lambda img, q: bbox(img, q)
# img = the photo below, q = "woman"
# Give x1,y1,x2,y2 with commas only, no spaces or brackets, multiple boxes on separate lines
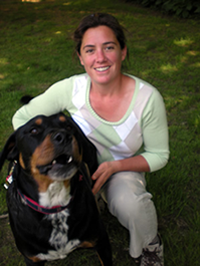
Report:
12,13,169,266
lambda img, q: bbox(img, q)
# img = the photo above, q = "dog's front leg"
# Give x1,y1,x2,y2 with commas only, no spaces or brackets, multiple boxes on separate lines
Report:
95,232,113,266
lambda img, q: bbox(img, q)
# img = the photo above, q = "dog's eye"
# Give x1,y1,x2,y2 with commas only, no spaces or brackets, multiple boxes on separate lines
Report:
30,128,38,135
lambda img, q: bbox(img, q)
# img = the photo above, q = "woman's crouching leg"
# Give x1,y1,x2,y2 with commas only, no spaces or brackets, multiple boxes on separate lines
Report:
101,171,158,258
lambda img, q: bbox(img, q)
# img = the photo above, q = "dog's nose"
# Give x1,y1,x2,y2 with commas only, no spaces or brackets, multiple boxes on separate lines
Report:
53,132,64,143
52,131,71,144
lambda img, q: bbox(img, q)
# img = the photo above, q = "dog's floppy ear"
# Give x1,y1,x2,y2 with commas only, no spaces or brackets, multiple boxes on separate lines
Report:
0,132,18,171
69,117,98,176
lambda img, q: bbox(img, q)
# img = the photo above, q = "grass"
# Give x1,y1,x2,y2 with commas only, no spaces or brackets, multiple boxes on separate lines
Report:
0,0,200,265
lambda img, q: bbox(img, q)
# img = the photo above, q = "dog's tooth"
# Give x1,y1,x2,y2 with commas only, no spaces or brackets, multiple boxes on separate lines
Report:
67,156,72,163
52,160,57,165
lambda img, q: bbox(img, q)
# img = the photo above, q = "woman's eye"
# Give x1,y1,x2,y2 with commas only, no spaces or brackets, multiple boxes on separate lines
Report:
105,46,114,51
86,49,94,54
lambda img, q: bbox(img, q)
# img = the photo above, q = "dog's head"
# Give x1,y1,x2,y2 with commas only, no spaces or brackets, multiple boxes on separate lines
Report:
0,113,92,191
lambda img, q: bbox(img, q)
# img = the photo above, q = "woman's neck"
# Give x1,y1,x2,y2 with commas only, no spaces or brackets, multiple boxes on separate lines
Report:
90,73,124,97
89,74,136,122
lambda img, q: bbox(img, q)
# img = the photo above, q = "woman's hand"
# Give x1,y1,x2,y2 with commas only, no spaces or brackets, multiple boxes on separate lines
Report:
91,155,150,195
91,161,119,195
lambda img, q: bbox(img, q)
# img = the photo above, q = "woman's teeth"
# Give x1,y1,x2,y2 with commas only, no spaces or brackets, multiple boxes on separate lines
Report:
95,66,110,72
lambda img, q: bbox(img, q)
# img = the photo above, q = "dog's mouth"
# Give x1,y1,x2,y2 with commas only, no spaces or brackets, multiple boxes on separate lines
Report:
51,154,73,166
36,153,78,178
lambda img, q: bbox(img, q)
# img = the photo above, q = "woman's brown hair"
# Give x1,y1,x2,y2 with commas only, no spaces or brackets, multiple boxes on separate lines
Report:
73,13,127,55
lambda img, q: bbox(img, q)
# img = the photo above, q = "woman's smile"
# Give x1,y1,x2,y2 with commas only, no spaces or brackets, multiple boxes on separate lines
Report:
94,66,111,72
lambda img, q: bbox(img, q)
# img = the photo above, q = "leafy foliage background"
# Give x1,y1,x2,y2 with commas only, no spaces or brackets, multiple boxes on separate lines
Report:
125,0,200,18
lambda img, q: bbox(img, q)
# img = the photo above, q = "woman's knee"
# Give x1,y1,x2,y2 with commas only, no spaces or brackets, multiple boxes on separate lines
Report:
109,188,149,217
108,190,156,231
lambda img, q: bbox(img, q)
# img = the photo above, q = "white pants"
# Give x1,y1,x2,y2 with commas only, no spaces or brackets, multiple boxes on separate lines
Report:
100,171,158,258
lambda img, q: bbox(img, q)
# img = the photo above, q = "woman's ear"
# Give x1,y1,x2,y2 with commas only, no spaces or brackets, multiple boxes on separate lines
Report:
121,46,127,61
77,52,84,66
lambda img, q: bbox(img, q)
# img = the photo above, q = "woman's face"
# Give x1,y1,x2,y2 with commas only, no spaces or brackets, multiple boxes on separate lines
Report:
78,25,127,87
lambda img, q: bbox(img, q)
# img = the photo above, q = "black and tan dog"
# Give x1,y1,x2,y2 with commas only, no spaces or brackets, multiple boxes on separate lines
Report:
0,113,112,266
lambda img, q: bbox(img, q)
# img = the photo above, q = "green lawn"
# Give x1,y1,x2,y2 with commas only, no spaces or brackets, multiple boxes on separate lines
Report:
0,0,200,265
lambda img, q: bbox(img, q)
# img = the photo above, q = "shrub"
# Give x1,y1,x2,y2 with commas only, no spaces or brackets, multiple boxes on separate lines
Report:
126,0,200,18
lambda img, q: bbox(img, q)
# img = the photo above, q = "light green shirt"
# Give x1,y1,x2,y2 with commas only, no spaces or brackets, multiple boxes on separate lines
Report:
12,73,169,172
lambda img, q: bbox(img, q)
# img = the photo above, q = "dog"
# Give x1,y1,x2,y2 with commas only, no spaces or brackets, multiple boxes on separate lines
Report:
0,112,112,266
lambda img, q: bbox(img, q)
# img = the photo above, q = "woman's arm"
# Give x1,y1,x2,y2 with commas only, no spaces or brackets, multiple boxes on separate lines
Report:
92,88,169,194
12,78,73,130
139,88,169,172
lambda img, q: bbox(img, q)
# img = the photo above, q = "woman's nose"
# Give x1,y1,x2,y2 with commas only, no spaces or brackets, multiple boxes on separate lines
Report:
96,49,106,62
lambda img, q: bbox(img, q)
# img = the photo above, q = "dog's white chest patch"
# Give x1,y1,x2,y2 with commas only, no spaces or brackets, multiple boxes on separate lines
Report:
37,211,80,261
36,182,80,261
39,181,71,208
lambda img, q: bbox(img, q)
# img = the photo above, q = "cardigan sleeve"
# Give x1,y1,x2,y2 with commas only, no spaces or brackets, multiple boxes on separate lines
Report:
140,89,170,172
12,77,73,130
